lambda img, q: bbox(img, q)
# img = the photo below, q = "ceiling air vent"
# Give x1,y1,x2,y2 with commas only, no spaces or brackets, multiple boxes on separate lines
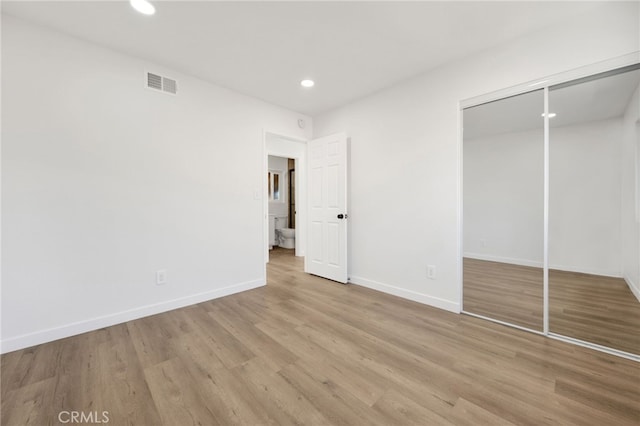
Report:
146,72,177,95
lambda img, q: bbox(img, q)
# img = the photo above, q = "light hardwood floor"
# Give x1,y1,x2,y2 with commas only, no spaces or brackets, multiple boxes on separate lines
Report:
549,269,640,355
2,249,639,425
463,258,544,331
463,257,640,355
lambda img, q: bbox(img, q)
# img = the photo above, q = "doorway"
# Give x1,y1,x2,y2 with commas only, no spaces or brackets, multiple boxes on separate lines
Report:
264,132,307,266
268,154,296,257
264,131,350,284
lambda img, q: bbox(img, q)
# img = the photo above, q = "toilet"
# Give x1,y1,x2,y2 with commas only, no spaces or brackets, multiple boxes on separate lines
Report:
276,228,295,249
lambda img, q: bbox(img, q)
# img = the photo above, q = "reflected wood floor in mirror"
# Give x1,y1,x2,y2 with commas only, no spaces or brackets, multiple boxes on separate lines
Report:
463,258,544,331
464,258,640,355
2,251,639,425
550,270,640,355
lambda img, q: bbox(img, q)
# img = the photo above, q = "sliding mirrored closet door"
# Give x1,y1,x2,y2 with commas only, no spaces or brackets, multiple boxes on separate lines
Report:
463,62,640,359
463,90,545,332
548,66,640,355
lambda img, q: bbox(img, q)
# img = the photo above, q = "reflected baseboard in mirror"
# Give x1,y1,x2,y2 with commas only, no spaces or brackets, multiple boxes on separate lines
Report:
463,258,543,332
549,271,640,355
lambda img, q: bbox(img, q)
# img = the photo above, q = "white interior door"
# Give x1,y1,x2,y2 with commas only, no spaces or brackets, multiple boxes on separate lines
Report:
305,133,348,283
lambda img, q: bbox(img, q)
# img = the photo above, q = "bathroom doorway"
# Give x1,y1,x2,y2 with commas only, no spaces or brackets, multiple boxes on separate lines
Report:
268,154,296,253
264,132,307,265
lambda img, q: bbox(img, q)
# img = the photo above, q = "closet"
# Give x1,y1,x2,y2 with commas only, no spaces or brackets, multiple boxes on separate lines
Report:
462,62,640,360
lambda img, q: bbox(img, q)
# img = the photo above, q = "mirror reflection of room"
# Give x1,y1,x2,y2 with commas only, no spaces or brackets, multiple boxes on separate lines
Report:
463,89,545,332
548,67,640,355
463,64,640,357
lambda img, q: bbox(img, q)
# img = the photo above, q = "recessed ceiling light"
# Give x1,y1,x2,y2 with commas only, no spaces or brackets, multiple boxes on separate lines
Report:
130,0,155,15
300,79,315,88
541,112,557,118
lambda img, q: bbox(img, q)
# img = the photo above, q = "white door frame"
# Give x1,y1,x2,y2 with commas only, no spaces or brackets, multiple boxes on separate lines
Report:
263,131,307,264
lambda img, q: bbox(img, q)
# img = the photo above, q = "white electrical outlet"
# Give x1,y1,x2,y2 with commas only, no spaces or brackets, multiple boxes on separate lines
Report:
427,265,436,280
481,239,487,247
156,270,167,285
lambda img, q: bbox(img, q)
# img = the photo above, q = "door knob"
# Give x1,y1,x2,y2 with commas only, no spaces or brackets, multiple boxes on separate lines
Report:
337,214,348,219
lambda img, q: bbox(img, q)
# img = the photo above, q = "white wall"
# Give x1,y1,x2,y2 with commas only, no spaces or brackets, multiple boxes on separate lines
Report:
313,3,639,312
622,84,640,300
549,118,623,276
1,15,312,353
463,127,544,267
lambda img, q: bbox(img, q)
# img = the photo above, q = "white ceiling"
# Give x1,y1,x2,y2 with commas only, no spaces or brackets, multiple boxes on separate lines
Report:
2,1,608,116
464,68,640,140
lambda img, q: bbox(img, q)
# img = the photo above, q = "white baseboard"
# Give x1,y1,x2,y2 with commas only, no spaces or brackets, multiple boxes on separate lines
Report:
624,274,640,302
550,264,621,278
463,252,622,278
1,278,265,354
464,252,542,268
349,275,460,314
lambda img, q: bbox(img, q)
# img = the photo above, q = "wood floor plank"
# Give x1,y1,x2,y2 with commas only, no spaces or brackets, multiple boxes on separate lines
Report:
549,269,640,354
554,377,640,422
178,305,256,369
231,357,330,425
1,376,64,426
93,340,163,426
182,360,270,426
0,340,64,397
143,357,225,426
293,320,461,409
372,388,457,426
205,295,268,325
126,315,181,369
463,257,544,331
255,314,389,406
450,398,518,426
170,330,227,372
208,302,299,372
277,362,385,425
551,391,640,426
160,338,269,426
